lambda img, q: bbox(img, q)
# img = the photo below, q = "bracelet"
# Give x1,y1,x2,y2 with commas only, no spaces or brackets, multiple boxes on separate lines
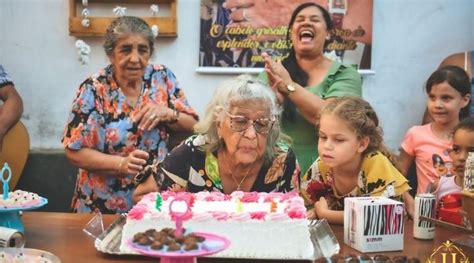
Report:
118,157,126,174
168,109,179,124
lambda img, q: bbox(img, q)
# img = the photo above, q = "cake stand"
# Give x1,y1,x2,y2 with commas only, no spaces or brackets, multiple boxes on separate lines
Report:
127,232,230,263
0,197,48,233
128,194,230,263
1,162,48,232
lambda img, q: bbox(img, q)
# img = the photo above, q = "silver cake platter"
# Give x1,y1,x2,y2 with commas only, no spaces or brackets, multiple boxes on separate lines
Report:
94,214,340,260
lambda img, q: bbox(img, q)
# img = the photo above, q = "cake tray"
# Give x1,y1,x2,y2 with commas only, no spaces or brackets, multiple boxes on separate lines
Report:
94,215,340,260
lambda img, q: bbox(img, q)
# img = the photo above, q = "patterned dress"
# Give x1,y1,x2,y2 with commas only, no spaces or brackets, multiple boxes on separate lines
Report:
0,65,14,88
62,64,198,213
153,135,301,193
301,151,411,210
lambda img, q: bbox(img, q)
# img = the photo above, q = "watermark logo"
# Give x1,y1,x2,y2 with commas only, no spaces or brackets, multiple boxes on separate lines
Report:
426,240,470,263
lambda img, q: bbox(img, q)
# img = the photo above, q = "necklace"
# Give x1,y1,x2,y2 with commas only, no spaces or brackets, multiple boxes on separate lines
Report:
221,153,252,191
230,166,252,191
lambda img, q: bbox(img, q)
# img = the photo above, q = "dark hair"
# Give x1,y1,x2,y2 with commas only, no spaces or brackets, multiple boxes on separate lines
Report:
454,117,474,134
103,16,155,57
282,3,333,122
425,65,471,119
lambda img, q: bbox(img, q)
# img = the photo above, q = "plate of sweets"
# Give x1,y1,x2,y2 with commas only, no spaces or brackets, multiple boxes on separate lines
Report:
127,194,230,263
0,163,48,232
0,190,47,211
128,228,229,259
0,248,61,263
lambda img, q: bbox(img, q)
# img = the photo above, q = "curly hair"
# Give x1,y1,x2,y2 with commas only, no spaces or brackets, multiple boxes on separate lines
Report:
103,16,155,56
194,74,286,162
318,96,396,163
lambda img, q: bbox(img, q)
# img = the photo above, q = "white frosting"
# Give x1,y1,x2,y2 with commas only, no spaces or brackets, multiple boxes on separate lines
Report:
120,192,314,259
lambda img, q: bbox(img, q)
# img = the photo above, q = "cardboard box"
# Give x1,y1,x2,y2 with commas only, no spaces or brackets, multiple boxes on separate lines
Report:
344,197,404,253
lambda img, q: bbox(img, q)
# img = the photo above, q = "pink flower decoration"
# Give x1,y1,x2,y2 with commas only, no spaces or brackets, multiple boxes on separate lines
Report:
205,192,228,201
161,191,177,201
286,206,306,219
280,191,299,202
128,203,147,220
241,192,259,203
250,211,267,220
263,192,283,202
230,191,244,199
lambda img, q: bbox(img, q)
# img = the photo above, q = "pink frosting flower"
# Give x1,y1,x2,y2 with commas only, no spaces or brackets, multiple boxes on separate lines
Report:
144,193,157,202
263,192,283,203
161,191,177,201
204,192,228,201
127,203,148,220
250,211,267,220
280,191,299,202
286,206,306,219
240,192,259,203
230,191,244,199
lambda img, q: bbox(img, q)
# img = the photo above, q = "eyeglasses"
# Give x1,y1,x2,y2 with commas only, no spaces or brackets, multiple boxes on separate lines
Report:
227,112,275,135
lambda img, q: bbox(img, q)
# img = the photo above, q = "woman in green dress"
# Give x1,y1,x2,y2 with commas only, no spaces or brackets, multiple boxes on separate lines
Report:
260,2,362,172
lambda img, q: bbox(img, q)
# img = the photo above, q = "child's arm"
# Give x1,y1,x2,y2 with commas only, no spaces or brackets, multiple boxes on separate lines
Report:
403,191,415,220
397,149,414,176
314,197,344,224
427,179,440,193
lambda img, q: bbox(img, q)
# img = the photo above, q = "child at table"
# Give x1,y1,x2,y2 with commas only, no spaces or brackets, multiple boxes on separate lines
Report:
398,66,471,194
301,97,414,224
432,118,474,199
431,118,474,226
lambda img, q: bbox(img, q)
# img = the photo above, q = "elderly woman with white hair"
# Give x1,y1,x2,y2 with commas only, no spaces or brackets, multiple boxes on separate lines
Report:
133,75,300,201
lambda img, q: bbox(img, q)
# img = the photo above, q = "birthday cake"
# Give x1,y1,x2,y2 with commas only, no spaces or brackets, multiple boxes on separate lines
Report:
120,191,314,259
0,190,43,209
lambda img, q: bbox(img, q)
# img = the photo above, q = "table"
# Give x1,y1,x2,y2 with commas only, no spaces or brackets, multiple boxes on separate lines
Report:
20,212,473,262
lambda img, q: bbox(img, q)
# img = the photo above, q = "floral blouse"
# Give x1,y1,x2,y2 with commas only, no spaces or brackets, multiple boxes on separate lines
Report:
301,151,411,210
154,135,301,193
0,65,14,88
62,64,198,214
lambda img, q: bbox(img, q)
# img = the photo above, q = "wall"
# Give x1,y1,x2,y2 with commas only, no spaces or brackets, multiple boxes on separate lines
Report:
1,0,473,151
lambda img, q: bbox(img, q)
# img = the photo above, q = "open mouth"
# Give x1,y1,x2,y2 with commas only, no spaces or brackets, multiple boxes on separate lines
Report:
299,30,314,42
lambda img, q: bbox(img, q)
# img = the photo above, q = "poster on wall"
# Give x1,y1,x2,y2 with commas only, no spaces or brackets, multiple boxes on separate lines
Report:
198,0,373,74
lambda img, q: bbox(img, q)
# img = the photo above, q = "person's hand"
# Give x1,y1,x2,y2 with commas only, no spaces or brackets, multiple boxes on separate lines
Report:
306,208,317,219
119,149,149,177
223,0,304,41
314,196,329,218
403,192,415,221
262,52,292,103
133,103,176,131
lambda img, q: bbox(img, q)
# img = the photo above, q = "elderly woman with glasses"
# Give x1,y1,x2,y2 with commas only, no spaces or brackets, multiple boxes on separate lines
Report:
133,75,300,201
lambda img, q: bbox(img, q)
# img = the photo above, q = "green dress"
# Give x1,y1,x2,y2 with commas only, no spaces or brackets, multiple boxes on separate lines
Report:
259,61,362,173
